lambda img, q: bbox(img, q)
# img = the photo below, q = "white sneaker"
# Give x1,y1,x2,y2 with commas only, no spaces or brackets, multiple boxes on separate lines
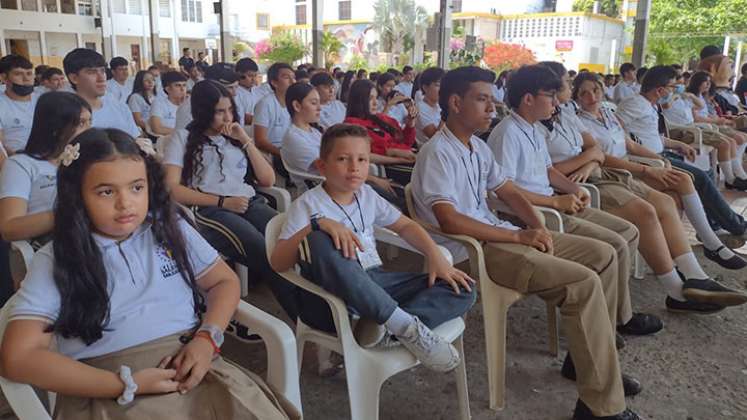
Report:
396,317,460,372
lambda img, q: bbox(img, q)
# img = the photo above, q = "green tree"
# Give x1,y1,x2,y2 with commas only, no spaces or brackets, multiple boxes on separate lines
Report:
260,32,308,64
372,0,429,63
572,0,621,17
320,31,344,68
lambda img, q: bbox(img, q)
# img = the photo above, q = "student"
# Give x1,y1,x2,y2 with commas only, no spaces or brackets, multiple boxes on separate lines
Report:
185,62,204,93
410,66,641,420
271,123,476,370
612,62,638,104
37,67,66,93
736,62,747,107
253,62,295,175
147,64,163,93
698,54,747,125
339,70,355,104
196,51,207,66
603,74,615,100
235,57,261,125
310,72,346,130
0,127,297,420
493,70,509,104
395,65,415,98
127,70,157,133
617,65,747,235
174,64,243,131
415,67,445,146
106,57,132,104
63,48,139,138
489,63,662,338
356,68,368,81
281,82,323,189
163,80,300,341
294,69,310,85
178,47,194,73
150,71,188,136
0,54,39,153
375,72,409,127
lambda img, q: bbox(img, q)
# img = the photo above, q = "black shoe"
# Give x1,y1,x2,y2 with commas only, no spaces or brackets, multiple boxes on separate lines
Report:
703,246,747,269
616,332,626,350
681,278,747,306
573,399,642,420
617,313,664,336
226,320,262,343
725,178,747,191
665,296,725,314
561,354,642,397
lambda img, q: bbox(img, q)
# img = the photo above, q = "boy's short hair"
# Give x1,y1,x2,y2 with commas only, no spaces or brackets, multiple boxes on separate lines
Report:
504,64,562,110
700,45,721,60
235,57,258,73
635,67,649,82
0,54,33,75
147,65,159,71
320,123,370,159
295,69,309,81
402,65,414,74
204,63,238,84
41,67,64,81
63,48,106,77
310,71,334,87
640,65,676,93
419,67,445,87
109,56,128,70
35,65,49,76
741,62,747,76
619,62,635,75
182,47,190,53
439,66,496,120
161,70,187,89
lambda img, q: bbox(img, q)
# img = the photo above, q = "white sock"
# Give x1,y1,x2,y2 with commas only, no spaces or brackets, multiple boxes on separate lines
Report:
657,269,685,300
681,193,734,260
720,161,736,183
733,158,747,179
384,307,415,336
674,252,709,280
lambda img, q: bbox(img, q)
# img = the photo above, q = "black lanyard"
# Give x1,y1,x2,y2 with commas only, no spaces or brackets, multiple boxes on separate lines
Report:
554,119,579,150
331,193,365,233
512,115,540,152
460,152,481,208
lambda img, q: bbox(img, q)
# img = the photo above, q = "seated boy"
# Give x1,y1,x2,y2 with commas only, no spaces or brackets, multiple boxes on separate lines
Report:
311,72,346,130
0,54,39,153
410,66,641,420
270,123,476,372
149,71,187,136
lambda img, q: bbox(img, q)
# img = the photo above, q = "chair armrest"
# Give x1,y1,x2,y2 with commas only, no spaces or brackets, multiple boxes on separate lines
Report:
374,227,453,265
256,186,291,212
232,301,301,414
534,206,564,232
0,378,52,420
578,183,600,209
10,241,35,271
629,155,666,168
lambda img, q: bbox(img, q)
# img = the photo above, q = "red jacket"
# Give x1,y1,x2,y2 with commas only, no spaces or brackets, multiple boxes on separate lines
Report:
344,114,415,155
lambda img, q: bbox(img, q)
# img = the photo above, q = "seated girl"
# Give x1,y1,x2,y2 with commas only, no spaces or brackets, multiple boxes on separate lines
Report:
0,128,298,419
281,82,324,190
127,70,157,135
415,67,445,146
375,72,409,127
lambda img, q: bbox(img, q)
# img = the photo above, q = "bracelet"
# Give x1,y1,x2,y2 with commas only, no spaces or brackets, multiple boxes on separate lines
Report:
195,331,221,355
217,196,225,208
241,140,254,151
116,365,138,405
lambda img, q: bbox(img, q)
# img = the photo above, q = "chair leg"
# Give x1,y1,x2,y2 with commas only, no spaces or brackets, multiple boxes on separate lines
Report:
453,336,471,420
547,303,560,357
296,334,308,374
344,357,383,420
235,263,249,297
482,297,508,411
633,252,645,280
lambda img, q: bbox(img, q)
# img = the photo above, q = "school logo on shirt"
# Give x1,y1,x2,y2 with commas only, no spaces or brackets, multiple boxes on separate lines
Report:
156,246,180,278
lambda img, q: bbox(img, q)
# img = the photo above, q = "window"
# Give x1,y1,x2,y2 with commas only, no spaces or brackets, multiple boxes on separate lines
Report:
21,0,37,11
181,0,202,22
0,0,17,9
128,0,141,14
452,0,462,12
85,42,97,51
78,0,93,15
42,0,57,11
295,4,306,24
60,0,75,13
257,13,270,30
159,0,170,16
338,0,350,20
112,0,125,13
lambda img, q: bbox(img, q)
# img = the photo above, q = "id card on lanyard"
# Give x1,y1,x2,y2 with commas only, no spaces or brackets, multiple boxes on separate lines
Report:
331,194,383,270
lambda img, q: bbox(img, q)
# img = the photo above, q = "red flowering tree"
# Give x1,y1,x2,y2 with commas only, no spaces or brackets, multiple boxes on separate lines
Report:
483,42,536,72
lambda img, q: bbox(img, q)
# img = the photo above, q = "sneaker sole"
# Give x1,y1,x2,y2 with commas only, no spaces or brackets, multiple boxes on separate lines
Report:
682,289,747,307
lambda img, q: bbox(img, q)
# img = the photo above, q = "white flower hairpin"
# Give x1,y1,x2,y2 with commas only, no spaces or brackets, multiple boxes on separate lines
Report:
135,138,157,157
60,143,80,167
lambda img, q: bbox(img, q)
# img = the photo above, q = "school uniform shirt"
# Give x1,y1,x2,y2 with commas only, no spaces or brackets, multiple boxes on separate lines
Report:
395,81,413,98
253,94,291,148
106,78,134,104
0,84,5,93
492,85,505,103
10,218,219,360
616,94,664,154
415,99,441,145
662,96,695,126
376,98,408,128
319,100,346,129
0,92,39,153
604,85,615,101
33,86,49,95
538,107,585,165
175,99,192,130
694,94,712,119
411,126,518,262
487,111,554,197
127,93,153,122
0,154,56,214
149,95,179,130
578,107,628,159
163,129,255,199
280,124,322,185
278,184,402,253
612,81,640,104
92,94,140,138
235,86,256,121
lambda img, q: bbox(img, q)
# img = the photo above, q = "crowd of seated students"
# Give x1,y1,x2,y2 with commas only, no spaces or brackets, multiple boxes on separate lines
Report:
0,44,747,420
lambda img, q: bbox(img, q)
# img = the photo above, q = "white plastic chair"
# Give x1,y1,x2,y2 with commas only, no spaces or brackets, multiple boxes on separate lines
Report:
0,296,302,419
665,120,717,175
403,185,558,411
264,214,471,420
8,241,34,289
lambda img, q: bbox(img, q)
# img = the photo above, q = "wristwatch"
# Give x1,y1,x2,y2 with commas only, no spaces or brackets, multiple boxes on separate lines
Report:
196,324,224,348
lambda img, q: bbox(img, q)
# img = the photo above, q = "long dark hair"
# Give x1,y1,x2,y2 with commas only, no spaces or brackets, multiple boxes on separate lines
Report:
23,92,91,160
128,70,156,105
183,80,244,187
346,79,398,137
50,128,203,344
687,71,711,96
340,70,355,103
375,72,396,98
286,82,324,134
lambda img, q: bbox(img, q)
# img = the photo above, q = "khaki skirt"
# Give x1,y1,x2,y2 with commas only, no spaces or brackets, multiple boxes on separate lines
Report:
54,333,300,420
589,167,654,210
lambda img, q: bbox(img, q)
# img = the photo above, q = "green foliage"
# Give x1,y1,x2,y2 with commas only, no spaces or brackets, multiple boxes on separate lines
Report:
373,0,429,58
232,41,250,54
348,54,369,71
260,32,308,65
572,0,621,17
449,49,482,69
320,31,344,67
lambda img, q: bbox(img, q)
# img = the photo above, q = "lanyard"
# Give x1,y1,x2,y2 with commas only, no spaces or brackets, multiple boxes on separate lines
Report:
553,119,579,150
460,152,481,208
511,114,540,151
331,193,365,233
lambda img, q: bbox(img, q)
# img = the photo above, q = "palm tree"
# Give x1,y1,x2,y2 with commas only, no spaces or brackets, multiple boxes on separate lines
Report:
320,31,344,68
373,0,428,64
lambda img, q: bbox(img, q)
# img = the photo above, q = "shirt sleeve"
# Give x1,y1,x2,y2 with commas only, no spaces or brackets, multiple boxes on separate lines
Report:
121,103,140,137
162,129,188,167
418,148,459,209
9,247,60,322
371,186,402,227
278,196,313,240
178,219,220,278
128,95,144,113
0,158,33,201
150,99,165,119
493,130,521,180
480,143,508,191
253,98,272,129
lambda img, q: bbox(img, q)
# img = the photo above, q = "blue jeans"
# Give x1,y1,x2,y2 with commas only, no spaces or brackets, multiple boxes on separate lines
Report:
662,151,746,235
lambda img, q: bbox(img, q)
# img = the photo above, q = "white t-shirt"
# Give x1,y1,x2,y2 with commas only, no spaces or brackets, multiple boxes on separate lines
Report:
662,96,695,126
279,183,401,246
415,99,441,145
127,93,153,122
539,107,585,164
319,100,346,129
149,95,179,130
0,92,39,152
175,99,192,130
280,124,322,186
577,107,628,159
0,154,57,214
235,86,256,122
395,81,414,98
92,95,140,138
10,219,218,360
253,94,291,147
488,112,554,197
162,129,255,198
106,78,133,103
695,94,711,119
613,81,640,104
616,94,664,154
411,126,516,262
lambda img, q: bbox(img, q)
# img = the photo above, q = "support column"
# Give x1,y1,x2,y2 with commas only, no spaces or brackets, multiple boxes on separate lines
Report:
76,32,83,48
39,31,48,65
437,0,452,69
311,0,323,67
631,0,650,67
148,0,161,64
734,41,743,90
218,0,231,62
0,31,7,57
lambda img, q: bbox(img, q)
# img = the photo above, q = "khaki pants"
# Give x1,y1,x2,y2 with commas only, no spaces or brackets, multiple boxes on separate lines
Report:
484,232,625,416
670,126,730,147
562,208,638,327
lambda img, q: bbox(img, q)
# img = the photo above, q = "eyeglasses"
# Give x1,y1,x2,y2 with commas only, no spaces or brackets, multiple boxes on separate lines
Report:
536,91,558,101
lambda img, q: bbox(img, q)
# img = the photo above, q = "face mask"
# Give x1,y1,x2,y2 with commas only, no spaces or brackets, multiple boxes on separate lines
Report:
674,84,686,95
10,83,34,96
657,91,673,105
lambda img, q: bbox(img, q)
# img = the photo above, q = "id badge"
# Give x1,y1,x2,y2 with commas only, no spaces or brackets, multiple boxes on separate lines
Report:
356,233,383,270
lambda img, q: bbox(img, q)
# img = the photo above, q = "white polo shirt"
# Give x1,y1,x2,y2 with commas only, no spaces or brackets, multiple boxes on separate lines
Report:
662,96,695,126
175,100,192,130
488,112,554,196
395,81,413,98
577,107,628,159
613,81,640,104
539,107,585,164
695,94,711,119
0,154,57,214
127,93,153,122
10,218,218,360
319,100,346,129
0,92,39,153
616,94,664,154
415,99,441,145
253,94,291,147
149,95,179,130
162,129,255,199
92,95,140,138
106,78,133,103
411,126,517,262
280,124,322,186
235,86,256,121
